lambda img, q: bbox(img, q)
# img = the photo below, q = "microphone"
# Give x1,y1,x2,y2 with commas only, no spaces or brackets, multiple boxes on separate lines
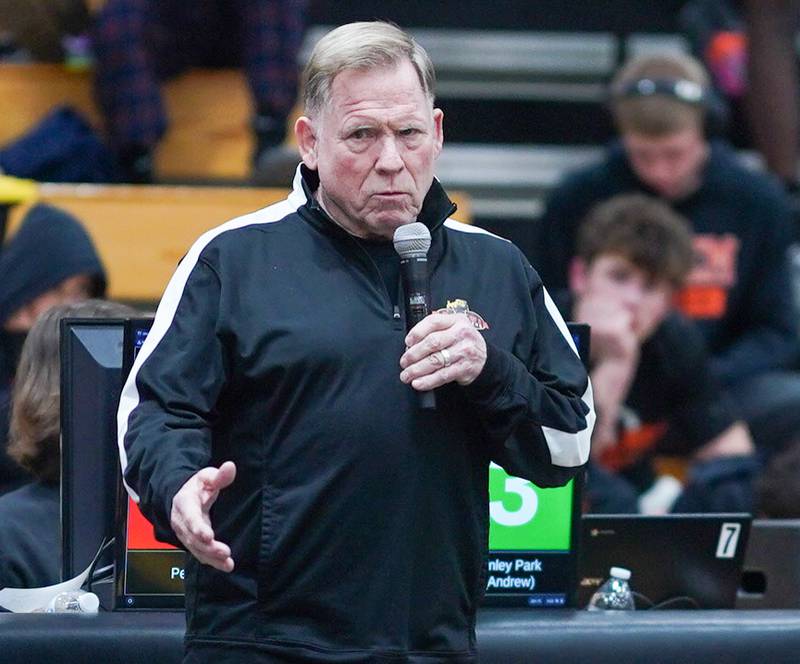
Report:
393,222,436,410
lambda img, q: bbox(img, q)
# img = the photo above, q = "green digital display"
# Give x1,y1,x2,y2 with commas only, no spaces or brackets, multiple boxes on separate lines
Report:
488,463,573,551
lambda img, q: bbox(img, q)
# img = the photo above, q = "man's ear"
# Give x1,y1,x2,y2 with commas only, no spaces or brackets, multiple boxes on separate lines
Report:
295,116,318,170
432,108,444,157
568,257,589,296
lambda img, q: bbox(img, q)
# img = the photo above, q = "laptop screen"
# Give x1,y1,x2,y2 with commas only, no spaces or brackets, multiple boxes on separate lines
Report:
578,513,752,609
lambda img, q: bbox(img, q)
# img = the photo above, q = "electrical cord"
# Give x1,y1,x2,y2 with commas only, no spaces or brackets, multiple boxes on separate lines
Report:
632,590,701,610
90,564,114,580
85,537,115,593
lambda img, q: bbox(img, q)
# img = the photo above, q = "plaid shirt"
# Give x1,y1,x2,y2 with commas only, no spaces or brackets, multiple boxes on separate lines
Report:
92,0,307,150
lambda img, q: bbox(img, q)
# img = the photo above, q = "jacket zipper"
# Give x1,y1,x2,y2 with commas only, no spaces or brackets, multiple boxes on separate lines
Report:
345,234,404,330
305,196,454,333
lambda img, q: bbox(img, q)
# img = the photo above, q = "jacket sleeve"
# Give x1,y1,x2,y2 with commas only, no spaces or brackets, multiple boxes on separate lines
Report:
461,267,594,487
117,257,228,545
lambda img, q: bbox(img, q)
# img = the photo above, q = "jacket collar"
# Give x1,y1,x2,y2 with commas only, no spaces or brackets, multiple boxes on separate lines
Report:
295,164,457,263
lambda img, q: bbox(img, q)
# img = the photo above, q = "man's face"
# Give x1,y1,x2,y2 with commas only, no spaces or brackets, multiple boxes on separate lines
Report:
623,127,708,200
296,60,444,241
571,254,674,341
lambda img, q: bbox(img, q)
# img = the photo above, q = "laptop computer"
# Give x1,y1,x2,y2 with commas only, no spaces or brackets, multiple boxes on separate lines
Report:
737,519,800,609
578,514,751,609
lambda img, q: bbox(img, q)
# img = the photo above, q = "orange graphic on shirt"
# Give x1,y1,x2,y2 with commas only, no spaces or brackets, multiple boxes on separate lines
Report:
677,234,740,319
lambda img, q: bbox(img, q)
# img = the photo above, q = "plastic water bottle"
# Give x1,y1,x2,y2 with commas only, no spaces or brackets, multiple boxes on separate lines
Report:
587,567,635,611
46,590,100,613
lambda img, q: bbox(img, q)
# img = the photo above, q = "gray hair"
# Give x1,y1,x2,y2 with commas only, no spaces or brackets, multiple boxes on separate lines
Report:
302,21,436,117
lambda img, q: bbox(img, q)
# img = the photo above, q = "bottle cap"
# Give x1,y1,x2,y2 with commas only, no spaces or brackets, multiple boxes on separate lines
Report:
77,592,100,613
609,566,631,580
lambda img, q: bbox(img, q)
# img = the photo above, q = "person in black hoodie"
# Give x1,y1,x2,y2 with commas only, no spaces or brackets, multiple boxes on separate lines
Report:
0,203,106,494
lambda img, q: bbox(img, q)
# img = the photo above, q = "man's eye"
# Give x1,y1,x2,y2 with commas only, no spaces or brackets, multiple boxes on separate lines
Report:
349,128,371,140
609,269,631,283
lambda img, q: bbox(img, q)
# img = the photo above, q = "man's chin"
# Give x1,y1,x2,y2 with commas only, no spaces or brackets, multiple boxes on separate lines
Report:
370,211,417,232
648,180,698,201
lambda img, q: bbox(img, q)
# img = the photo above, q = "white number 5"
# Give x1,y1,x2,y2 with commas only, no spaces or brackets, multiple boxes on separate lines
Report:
490,477,538,526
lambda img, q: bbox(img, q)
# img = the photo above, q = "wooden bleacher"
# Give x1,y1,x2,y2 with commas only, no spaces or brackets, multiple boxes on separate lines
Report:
0,63,272,181
5,184,471,303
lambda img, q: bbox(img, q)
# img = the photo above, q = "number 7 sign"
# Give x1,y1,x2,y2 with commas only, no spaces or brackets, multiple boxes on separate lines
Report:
716,522,742,559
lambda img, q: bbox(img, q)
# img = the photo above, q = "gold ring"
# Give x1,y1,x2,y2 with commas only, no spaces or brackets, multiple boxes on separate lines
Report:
440,348,451,367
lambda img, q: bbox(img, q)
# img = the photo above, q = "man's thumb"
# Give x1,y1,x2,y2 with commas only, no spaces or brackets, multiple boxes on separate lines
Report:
212,460,237,490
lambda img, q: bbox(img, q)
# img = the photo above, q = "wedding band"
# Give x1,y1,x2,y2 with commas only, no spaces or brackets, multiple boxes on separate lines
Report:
440,348,451,367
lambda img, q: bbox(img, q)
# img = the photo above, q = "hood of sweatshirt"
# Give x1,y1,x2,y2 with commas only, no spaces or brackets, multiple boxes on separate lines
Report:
0,203,106,326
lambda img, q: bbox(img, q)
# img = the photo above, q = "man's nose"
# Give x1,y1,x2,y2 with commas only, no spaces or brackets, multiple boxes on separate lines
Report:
648,160,673,184
621,284,646,309
375,136,404,172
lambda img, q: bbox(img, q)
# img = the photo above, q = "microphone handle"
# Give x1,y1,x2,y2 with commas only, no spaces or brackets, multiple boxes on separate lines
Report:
400,255,436,410
417,388,436,410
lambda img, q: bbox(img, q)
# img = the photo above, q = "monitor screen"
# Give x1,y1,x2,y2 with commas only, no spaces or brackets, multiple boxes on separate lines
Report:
484,472,580,607
60,318,127,581
482,322,589,607
114,318,186,610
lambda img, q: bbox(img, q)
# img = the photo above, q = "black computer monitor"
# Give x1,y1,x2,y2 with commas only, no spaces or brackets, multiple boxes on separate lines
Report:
114,317,186,610
482,322,590,608
60,318,127,581
568,322,590,369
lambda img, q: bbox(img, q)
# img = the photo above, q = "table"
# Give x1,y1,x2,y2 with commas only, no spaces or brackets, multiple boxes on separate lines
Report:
2,609,799,663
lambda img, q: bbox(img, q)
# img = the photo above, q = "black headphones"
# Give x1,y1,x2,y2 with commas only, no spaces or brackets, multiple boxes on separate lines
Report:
611,77,730,136
615,77,708,105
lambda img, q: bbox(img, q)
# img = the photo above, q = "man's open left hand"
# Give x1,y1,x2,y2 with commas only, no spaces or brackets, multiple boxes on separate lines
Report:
399,312,487,391
170,461,237,572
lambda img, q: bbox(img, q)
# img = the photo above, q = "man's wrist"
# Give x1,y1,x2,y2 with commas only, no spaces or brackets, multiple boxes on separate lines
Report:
460,342,513,405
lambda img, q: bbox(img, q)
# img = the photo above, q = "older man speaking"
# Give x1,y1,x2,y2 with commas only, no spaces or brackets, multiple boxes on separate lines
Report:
118,21,593,664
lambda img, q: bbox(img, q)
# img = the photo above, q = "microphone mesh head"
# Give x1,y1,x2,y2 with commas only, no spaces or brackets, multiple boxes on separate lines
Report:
393,222,431,258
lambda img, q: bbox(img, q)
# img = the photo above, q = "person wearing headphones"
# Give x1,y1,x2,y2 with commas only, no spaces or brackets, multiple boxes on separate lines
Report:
535,51,800,460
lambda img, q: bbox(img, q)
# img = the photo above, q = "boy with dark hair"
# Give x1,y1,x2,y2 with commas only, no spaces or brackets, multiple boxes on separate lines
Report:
559,193,755,513
537,50,800,460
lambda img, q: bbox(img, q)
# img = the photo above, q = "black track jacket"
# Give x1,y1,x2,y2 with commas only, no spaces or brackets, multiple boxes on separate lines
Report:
119,166,594,663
